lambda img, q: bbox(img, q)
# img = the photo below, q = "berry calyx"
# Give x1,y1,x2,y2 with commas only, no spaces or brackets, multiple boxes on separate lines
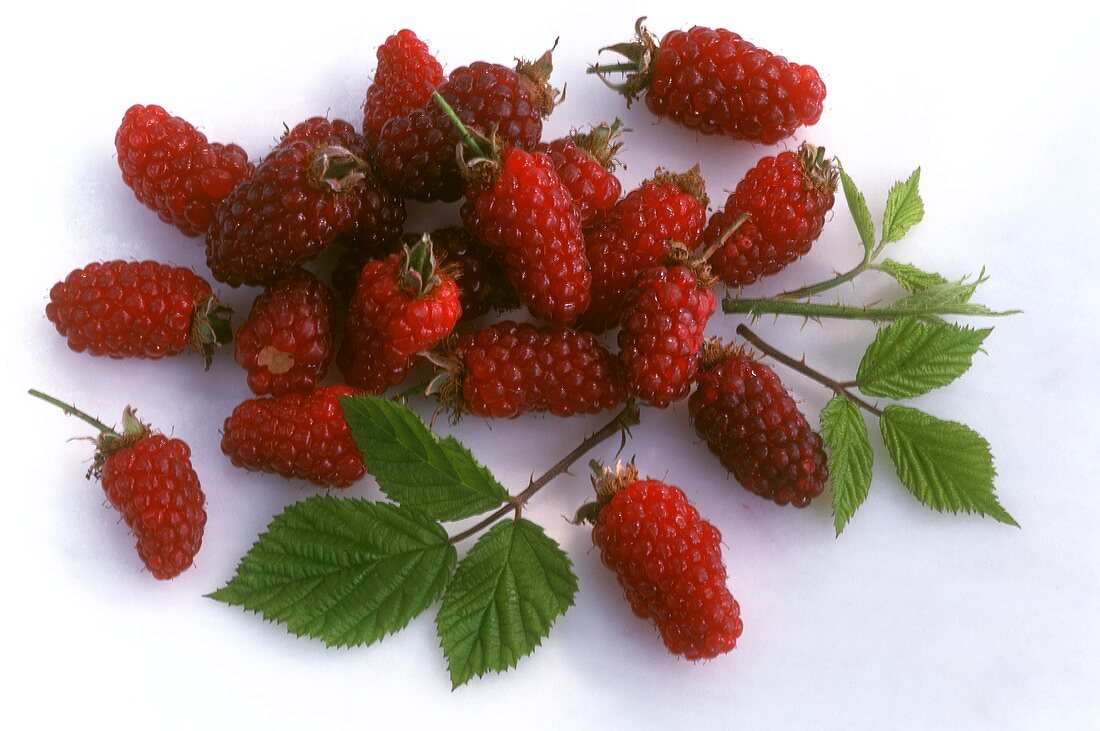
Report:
514,42,562,117
587,17,659,104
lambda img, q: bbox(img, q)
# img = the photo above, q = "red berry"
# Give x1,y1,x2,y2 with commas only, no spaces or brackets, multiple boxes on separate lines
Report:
430,320,625,420
45,260,232,368
535,120,625,228
585,463,742,660
278,119,406,253
337,235,462,393
234,270,337,396
375,49,556,202
115,104,252,237
221,386,366,488
705,144,838,287
362,29,445,145
618,252,717,407
689,342,828,507
206,121,388,287
30,394,206,580
592,19,826,144
461,147,591,325
580,168,708,333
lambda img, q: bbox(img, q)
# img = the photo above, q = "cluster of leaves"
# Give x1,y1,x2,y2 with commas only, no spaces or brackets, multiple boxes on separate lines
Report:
728,167,1017,534
211,396,578,688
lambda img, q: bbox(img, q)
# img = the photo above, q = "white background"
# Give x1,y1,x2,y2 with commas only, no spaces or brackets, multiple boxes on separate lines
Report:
3,1,1098,728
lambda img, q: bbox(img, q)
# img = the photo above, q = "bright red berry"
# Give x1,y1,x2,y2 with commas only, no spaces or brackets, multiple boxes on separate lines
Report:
30,392,206,580
206,122,380,287
460,145,591,325
536,120,625,228
582,463,742,660
580,168,708,333
362,29,445,145
429,320,625,420
234,270,337,396
45,260,232,368
618,250,717,407
221,386,366,488
689,341,828,507
337,235,462,393
115,104,253,237
705,144,838,287
591,19,826,145
375,49,557,202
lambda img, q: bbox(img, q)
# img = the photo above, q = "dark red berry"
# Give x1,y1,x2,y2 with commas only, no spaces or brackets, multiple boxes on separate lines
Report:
430,320,624,420
115,104,252,237
705,143,838,287
580,168,708,333
592,19,826,144
362,29,445,145
45,260,232,368
689,341,828,507
585,463,742,660
234,270,337,396
221,386,366,488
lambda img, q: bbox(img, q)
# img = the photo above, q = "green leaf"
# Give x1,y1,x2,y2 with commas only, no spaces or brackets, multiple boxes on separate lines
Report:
839,166,876,254
821,396,874,536
881,168,924,244
877,259,948,293
857,318,991,399
879,406,1016,526
436,518,577,688
210,496,456,647
340,396,509,522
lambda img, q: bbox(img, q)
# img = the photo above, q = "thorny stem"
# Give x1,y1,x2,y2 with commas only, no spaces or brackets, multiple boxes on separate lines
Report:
28,389,118,435
722,297,1015,321
394,381,430,403
431,92,488,159
770,254,871,300
735,325,884,417
447,401,641,545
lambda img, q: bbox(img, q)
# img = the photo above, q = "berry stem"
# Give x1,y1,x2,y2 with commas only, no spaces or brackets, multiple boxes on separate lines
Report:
734,326,884,417
722,296,1016,321
585,62,640,75
769,257,871,300
701,212,752,263
431,92,487,160
447,401,641,544
28,389,119,435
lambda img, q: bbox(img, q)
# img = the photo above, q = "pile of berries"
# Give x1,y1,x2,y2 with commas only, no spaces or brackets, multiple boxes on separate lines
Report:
39,21,837,660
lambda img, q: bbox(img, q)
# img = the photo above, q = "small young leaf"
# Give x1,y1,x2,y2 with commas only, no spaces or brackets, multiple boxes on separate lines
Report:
879,406,1016,526
436,518,577,688
821,396,874,535
857,318,991,399
839,166,876,253
340,396,509,522
877,259,948,293
881,168,924,244
210,496,457,647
